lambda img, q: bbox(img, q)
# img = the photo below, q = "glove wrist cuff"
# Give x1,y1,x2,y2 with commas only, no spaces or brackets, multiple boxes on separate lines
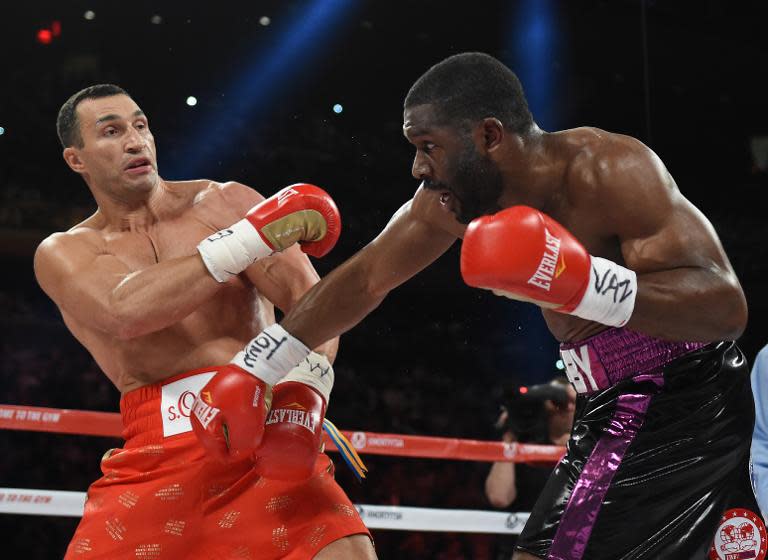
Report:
197,219,274,282
231,324,310,385
567,256,637,327
277,351,335,404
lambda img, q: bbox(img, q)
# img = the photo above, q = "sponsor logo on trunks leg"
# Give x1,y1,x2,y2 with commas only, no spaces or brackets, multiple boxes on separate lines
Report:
709,508,767,560
161,372,217,437
265,403,316,433
561,344,599,394
167,390,196,421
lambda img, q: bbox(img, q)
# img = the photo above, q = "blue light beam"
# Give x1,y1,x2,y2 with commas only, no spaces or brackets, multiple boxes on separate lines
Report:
501,0,562,383
165,0,356,177
508,0,559,131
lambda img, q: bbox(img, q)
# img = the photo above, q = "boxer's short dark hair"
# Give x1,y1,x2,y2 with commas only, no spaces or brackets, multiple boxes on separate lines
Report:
57,84,131,148
405,52,533,135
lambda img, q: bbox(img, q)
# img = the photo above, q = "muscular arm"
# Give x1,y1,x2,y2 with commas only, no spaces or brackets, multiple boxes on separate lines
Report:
244,244,339,362
281,187,462,349
33,182,253,340
596,140,747,340
34,234,220,340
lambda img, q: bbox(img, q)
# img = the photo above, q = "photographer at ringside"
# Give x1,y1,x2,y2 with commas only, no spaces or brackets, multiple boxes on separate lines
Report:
484,377,576,559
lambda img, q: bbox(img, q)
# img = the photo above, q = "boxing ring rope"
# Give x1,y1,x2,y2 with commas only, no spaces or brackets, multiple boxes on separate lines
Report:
0,488,531,534
0,404,562,534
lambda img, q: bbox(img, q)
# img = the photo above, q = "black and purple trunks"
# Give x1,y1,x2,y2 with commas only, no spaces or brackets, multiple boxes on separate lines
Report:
516,327,762,560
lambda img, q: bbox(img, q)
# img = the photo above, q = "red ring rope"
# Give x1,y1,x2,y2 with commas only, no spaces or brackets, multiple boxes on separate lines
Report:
0,404,564,464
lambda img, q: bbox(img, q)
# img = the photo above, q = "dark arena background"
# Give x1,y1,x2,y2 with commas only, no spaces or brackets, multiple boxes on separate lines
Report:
1,1,767,558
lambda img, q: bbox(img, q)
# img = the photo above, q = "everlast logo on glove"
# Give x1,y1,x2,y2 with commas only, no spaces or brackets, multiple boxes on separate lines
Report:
266,404,317,434
277,188,300,206
527,228,563,291
192,396,220,429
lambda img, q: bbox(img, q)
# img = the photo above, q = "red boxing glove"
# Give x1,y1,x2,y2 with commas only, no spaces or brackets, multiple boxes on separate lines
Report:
190,363,269,462
254,352,334,481
197,183,341,282
254,382,326,480
245,183,341,258
461,206,637,327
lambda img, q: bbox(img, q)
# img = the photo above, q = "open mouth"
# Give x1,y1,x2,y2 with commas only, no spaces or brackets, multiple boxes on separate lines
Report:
125,158,152,173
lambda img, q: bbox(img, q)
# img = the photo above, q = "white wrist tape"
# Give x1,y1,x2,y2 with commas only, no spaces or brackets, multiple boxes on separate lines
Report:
231,324,310,385
277,351,335,404
570,256,637,327
197,219,274,282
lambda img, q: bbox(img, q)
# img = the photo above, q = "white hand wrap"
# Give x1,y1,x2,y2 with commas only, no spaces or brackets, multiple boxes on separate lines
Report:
231,324,310,385
277,351,335,404
570,256,637,327
197,219,274,282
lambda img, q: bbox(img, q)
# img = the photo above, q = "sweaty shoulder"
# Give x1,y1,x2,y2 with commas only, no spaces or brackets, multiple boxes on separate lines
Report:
409,184,467,238
34,226,105,296
40,210,108,256
565,128,676,238
183,179,266,218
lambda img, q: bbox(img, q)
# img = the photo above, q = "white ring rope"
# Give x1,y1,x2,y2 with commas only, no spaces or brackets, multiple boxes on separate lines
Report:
0,487,530,534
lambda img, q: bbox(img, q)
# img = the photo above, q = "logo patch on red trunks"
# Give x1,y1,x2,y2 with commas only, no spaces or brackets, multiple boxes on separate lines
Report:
161,372,216,437
709,508,767,560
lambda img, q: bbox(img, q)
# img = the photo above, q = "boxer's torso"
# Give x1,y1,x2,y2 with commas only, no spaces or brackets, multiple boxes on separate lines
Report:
61,180,273,392
536,128,650,342
416,126,641,343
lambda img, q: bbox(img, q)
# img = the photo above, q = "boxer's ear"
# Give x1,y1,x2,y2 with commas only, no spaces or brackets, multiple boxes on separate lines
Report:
63,147,86,174
480,117,504,154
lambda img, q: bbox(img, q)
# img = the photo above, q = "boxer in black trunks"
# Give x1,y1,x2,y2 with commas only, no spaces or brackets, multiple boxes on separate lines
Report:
203,52,763,559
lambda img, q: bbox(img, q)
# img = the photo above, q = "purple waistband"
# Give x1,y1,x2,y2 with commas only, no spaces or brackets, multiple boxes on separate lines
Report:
559,328,707,394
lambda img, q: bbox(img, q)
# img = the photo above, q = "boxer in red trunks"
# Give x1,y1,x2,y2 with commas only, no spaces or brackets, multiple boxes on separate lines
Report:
34,84,374,559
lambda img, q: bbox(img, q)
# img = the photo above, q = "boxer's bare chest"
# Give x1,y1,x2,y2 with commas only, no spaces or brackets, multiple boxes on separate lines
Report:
106,204,260,317
83,198,269,386
104,211,215,269
539,187,625,343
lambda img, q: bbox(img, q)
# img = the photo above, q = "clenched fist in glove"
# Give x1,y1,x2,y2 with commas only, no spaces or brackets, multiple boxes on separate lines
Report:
190,324,312,462
254,352,335,481
461,206,637,327
197,183,341,282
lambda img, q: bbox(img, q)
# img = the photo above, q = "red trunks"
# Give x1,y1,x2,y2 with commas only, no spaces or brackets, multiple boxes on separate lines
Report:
64,367,370,559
